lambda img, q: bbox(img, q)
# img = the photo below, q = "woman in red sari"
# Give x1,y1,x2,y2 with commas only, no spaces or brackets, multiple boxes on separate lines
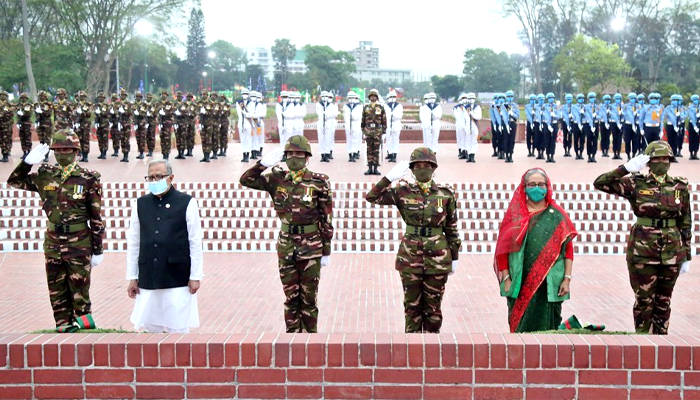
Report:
494,168,578,333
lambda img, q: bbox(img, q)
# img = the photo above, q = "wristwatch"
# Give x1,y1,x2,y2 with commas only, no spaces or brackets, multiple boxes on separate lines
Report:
564,274,573,280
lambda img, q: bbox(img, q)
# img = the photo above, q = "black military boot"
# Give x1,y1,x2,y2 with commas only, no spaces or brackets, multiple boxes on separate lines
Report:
458,150,466,159
163,153,169,160
259,147,263,157
175,150,185,159
186,148,193,157
349,153,355,162
328,151,333,160
242,152,249,163
120,152,129,162
320,154,328,162
373,164,381,175
250,150,257,160
0,153,8,162
211,151,218,160
136,152,144,159
111,149,119,157
506,154,514,163
390,154,397,163
200,152,210,163
98,150,107,159
469,154,476,163
364,164,373,175
218,150,225,157
147,150,153,157
498,151,504,160
80,152,87,163
492,149,498,157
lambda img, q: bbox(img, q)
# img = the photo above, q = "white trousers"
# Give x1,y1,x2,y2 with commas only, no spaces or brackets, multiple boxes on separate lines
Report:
422,126,441,153
456,126,467,151
466,122,479,154
346,126,362,154
253,121,265,149
241,121,253,152
386,128,401,154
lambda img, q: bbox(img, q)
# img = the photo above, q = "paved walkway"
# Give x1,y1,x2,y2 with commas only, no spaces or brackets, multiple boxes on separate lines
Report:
1,252,698,334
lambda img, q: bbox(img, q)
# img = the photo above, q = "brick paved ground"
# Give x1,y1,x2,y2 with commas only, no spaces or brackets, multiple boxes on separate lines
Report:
1,252,698,334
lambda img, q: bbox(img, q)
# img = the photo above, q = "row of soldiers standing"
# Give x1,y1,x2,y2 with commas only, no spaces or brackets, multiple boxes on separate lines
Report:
0,88,234,163
489,91,700,164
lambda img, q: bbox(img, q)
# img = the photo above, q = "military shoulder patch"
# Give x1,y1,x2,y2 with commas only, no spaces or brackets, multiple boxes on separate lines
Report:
78,167,101,179
437,183,456,196
638,189,654,195
311,172,329,181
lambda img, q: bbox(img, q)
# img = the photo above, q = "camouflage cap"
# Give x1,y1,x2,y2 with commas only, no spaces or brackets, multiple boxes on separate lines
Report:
57,88,67,95
38,90,47,97
78,90,87,97
135,91,143,97
119,89,127,95
161,90,169,95
176,90,183,96
0,90,8,97
146,92,153,98
644,140,675,161
210,92,218,97
368,89,379,98
186,92,194,98
97,92,106,98
111,93,118,99
285,135,312,156
50,129,81,150
19,92,29,98
409,147,438,168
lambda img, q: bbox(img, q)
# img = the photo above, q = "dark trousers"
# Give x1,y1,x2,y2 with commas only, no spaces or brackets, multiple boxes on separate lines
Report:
689,124,700,153
533,122,542,151
562,123,572,152
642,126,661,149
584,123,598,156
573,123,585,155
542,123,556,155
491,122,501,152
526,122,534,152
505,122,516,153
612,123,623,153
628,262,680,335
600,123,611,153
623,124,636,156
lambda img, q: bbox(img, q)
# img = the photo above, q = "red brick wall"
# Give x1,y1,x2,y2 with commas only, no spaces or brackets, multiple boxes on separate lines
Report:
1,332,699,399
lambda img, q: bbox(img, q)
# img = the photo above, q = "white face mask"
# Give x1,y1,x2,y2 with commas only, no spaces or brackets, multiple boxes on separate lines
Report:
282,97,288,103
469,99,476,105
388,97,396,103
293,98,299,103
242,94,249,100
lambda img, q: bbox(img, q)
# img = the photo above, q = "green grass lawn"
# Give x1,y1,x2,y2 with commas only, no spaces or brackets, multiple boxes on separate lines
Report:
31,328,134,334
533,329,634,335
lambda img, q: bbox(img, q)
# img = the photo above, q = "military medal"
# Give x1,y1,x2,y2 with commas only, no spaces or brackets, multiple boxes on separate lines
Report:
166,204,171,208
437,198,443,213
675,190,681,204
72,185,84,199
303,187,313,202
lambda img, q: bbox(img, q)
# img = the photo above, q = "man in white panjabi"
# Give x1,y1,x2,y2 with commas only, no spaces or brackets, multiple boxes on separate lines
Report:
126,159,203,333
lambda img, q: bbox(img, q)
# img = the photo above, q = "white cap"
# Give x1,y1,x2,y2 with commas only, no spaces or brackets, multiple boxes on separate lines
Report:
320,91,330,97
347,91,357,98
241,89,250,95
466,92,476,99
388,90,397,97
428,92,437,99
280,90,289,97
458,93,468,100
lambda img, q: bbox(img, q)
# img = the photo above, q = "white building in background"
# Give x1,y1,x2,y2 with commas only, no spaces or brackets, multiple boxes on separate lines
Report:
243,47,274,80
348,41,412,84
288,49,308,74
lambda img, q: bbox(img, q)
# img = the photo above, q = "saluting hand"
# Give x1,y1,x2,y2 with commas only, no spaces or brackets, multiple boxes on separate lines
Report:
24,143,50,165
385,160,410,182
623,154,650,173
260,147,285,167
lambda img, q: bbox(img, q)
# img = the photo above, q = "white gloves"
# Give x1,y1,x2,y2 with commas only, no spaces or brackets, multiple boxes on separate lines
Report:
35,108,42,114
133,110,139,116
174,124,179,130
91,254,104,267
24,144,50,165
680,261,690,275
117,123,122,130
321,256,331,268
145,123,149,129
260,147,285,167
624,154,650,173
76,107,82,115
93,123,99,129
606,123,610,130
641,129,645,136
578,123,582,131
200,107,206,114
385,160,410,182
159,109,165,116
17,110,24,116
95,108,101,115
118,106,125,113
109,123,113,129
158,124,163,130
449,260,458,275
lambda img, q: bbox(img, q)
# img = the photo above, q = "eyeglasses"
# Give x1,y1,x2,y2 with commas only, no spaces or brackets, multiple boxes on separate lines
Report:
526,182,547,189
144,174,171,182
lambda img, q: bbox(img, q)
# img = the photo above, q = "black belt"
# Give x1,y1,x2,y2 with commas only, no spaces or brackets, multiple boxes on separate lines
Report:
405,225,443,237
47,221,89,233
280,223,318,234
636,217,676,228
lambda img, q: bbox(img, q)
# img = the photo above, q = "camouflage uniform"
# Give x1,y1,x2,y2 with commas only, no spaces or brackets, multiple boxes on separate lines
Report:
118,91,132,160
239,136,334,333
7,130,104,329
158,91,174,158
365,147,461,333
210,93,221,159
16,93,33,154
34,91,54,146
184,93,196,156
132,93,147,158
594,141,692,334
93,93,111,158
74,92,93,158
0,92,15,161
361,89,387,175
218,95,231,156
173,91,187,158
109,94,121,156
145,93,158,155
52,89,72,131
198,92,214,162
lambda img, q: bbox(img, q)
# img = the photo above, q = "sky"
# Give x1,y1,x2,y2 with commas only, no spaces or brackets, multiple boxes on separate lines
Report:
199,0,526,78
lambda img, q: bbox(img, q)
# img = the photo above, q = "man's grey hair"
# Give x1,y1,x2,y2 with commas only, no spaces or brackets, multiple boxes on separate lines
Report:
524,168,548,182
148,159,173,175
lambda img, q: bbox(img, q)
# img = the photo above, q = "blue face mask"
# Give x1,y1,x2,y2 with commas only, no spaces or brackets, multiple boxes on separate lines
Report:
650,99,658,105
694,99,699,105
548,98,554,104
589,99,596,104
525,186,547,202
148,179,169,196
577,99,584,104
630,99,636,104
507,96,514,102
566,99,572,104
529,100,535,104
671,100,678,106
615,99,621,104
605,100,611,105
639,100,645,105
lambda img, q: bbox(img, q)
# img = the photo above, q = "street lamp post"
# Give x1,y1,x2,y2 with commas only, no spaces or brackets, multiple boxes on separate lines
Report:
135,20,154,94
207,51,216,91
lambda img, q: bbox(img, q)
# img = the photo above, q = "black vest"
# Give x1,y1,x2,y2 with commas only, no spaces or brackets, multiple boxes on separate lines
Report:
136,188,192,290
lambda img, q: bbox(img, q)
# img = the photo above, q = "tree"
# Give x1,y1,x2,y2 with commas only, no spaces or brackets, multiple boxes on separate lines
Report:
185,7,206,92
271,38,296,90
47,0,188,96
303,45,356,93
119,36,177,93
208,40,247,90
554,34,632,93
500,0,553,93
462,48,522,92
430,75,462,100
244,64,264,89
20,0,37,101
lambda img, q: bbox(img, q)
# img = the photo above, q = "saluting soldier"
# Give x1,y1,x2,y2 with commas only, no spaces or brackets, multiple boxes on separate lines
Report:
16,93,34,158
594,141,692,335
361,88,386,176
133,92,147,159
74,91,92,162
365,147,461,333
239,136,334,333
7,130,104,332
0,91,15,162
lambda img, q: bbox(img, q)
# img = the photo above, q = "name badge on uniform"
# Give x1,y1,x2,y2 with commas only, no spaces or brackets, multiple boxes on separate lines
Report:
375,108,381,115
303,187,313,202
638,189,654,195
276,186,288,194
44,184,58,191
73,185,84,199
437,198,444,213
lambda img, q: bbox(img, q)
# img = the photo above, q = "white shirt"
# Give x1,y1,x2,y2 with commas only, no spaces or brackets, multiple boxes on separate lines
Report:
126,194,203,281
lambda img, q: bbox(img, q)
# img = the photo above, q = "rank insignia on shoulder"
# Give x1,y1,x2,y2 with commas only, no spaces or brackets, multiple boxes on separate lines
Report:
276,186,288,194
43,184,58,191
638,189,654,195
